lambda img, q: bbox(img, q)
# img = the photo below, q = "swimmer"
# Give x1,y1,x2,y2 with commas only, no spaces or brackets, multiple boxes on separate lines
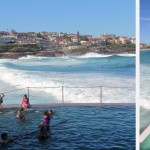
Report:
43,110,53,130
16,107,26,121
0,93,5,108
0,133,10,143
38,109,53,137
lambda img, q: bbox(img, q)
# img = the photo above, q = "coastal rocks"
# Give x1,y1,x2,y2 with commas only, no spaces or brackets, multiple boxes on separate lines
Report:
36,51,65,57
0,51,66,59
0,48,135,59
36,52,55,57
0,53,25,59
54,51,66,57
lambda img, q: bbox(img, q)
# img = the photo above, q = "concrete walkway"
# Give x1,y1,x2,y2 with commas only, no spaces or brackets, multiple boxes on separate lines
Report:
140,125,150,143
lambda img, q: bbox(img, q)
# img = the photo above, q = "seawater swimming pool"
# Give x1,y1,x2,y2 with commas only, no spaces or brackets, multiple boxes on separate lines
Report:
0,104,135,150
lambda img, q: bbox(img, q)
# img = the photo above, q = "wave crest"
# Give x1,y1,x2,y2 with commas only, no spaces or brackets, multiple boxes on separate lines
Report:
79,53,135,58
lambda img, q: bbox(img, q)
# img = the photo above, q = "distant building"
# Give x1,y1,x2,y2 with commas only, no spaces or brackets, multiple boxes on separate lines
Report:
27,32,36,37
98,33,116,40
0,31,9,36
48,36,56,42
48,32,58,37
35,38,48,48
67,34,78,42
67,34,77,38
130,37,136,44
58,40,67,46
88,38,100,44
59,32,65,37
83,35,93,39
80,40,88,44
118,36,127,44
0,35,17,45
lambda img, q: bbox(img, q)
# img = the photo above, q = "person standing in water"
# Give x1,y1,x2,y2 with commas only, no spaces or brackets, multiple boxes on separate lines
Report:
16,107,26,121
38,110,53,139
43,110,53,129
0,93,5,108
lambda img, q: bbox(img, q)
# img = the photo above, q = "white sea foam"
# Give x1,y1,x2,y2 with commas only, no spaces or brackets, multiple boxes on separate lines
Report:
140,99,150,109
0,67,135,104
2,57,85,67
18,53,135,60
140,64,150,109
117,54,136,57
78,53,135,58
19,55,47,60
79,53,112,58
0,56,135,104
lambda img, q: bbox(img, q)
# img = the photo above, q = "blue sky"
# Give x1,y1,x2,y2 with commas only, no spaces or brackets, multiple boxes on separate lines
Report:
0,0,135,37
140,0,150,43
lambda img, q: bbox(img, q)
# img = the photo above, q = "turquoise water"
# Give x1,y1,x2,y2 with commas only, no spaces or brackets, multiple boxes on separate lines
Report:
0,105,135,150
0,53,135,104
140,134,150,150
140,50,150,132
140,50,150,149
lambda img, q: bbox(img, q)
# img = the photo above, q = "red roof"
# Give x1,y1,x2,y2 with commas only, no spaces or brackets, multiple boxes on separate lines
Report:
67,34,77,37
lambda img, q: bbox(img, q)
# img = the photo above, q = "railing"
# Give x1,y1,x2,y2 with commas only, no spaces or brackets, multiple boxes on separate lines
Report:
2,85,134,106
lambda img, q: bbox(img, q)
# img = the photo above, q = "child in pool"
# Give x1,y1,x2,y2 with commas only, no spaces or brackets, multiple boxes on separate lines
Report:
39,110,53,135
16,107,26,121
43,110,53,129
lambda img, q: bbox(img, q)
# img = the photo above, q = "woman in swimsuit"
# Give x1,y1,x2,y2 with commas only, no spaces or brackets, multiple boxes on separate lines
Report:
21,95,29,108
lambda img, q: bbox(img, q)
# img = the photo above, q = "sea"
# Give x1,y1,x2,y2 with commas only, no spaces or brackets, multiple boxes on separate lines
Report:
0,53,135,104
0,53,135,149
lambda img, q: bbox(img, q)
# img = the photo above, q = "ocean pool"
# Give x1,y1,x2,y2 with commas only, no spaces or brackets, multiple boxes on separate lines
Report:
0,104,135,150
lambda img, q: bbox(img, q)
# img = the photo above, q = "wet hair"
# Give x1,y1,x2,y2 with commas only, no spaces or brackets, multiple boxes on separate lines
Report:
24,94,27,98
19,107,24,111
50,110,53,114
1,133,8,140
44,110,48,115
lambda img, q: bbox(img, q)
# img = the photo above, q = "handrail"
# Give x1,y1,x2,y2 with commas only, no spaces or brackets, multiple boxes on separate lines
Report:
4,87,27,94
1,85,134,107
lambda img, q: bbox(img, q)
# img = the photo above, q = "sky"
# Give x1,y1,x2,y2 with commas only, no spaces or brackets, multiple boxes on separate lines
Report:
0,0,135,37
140,0,150,43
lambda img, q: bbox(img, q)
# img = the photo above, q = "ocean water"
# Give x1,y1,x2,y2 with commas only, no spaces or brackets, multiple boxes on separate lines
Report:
140,50,150,133
0,105,135,150
0,53,135,104
0,53,135,149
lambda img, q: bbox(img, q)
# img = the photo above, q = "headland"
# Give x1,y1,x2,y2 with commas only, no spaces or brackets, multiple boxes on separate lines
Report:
0,31,135,59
